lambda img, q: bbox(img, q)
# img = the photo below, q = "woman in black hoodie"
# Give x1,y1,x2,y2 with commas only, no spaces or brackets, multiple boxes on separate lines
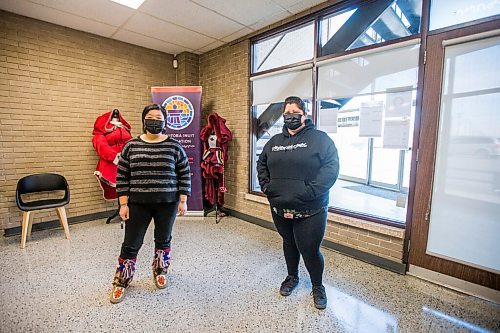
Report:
257,96,339,310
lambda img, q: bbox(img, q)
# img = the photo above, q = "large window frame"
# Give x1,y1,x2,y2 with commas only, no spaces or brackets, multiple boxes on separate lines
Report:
248,0,500,228
250,0,423,228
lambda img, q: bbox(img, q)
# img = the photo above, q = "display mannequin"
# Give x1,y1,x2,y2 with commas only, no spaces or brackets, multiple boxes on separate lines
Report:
200,113,232,222
92,109,132,203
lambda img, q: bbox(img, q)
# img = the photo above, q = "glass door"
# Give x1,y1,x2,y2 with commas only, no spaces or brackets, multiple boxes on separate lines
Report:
408,21,500,289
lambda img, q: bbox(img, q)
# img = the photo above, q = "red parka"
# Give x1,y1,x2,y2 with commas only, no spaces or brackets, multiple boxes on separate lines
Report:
92,111,132,200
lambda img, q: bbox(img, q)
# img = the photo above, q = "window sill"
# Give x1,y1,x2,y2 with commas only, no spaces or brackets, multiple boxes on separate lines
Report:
244,193,268,204
244,193,404,239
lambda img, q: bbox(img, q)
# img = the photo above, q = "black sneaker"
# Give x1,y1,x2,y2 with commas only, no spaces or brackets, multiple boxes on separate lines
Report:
279,275,299,296
311,285,327,310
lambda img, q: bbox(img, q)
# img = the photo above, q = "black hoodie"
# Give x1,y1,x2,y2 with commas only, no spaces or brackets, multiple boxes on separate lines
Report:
257,119,339,211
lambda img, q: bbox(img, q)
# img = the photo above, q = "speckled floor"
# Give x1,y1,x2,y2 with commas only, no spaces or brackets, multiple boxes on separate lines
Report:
0,216,499,333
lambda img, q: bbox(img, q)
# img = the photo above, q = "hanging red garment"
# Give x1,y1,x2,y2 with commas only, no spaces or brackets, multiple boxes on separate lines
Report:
92,111,132,200
200,113,232,206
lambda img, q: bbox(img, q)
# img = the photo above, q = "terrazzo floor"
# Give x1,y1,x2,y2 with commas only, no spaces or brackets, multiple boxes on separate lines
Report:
0,216,499,333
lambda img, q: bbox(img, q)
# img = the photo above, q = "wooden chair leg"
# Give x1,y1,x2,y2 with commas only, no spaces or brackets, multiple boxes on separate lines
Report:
27,212,35,238
21,211,32,249
55,207,70,240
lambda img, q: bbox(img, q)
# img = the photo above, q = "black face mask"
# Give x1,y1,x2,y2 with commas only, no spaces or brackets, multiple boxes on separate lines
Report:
283,113,303,130
144,119,165,134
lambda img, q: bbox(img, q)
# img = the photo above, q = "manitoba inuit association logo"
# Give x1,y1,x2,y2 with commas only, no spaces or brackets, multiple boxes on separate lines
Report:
162,95,194,130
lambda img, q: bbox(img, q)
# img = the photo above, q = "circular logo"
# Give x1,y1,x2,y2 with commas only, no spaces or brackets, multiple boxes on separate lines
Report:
162,95,194,130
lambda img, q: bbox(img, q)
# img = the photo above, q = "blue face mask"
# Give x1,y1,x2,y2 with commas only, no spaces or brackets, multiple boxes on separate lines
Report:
283,113,303,130
144,119,165,134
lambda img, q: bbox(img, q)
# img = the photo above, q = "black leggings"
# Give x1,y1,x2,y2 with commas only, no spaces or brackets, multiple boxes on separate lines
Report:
120,202,179,259
272,209,327,286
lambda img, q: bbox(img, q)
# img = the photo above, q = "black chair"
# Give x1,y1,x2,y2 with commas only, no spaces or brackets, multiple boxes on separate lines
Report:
16,173,71,249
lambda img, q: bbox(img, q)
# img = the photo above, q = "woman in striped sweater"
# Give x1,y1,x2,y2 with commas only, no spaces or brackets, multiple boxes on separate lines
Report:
110,104,191,304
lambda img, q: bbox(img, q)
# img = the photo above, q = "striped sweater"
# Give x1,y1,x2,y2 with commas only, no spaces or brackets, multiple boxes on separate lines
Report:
116,136,191,203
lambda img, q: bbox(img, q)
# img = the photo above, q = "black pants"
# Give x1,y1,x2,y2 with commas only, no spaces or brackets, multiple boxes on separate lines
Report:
120,202,179,259
272,209,327,286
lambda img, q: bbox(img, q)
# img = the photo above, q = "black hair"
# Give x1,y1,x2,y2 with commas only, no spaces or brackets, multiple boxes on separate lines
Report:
283,96,306,114
142,104,168,134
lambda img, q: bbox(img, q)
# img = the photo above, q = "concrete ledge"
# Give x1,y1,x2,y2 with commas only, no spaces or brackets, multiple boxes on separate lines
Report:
328,213,405,239
244,193,268,205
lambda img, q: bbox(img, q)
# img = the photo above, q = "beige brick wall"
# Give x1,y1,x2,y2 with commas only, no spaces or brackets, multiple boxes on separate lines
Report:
176,52,200,86
326,217,404,261
199,40,251,211
1,6,404,262
0,11,191,230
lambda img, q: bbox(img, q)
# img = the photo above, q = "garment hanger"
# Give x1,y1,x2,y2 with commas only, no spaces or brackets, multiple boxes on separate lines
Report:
106,108,123,226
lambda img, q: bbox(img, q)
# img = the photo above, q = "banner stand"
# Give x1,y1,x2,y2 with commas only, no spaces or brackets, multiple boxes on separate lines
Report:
151,86,203,215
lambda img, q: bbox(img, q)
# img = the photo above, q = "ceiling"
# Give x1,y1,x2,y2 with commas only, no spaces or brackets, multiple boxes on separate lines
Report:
0,0,328,55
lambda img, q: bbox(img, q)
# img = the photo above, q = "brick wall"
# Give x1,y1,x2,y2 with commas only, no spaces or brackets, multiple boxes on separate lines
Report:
176,52,200,86
199,40,251,211
1,7,404,262
326,215,404,261
0,11,188,230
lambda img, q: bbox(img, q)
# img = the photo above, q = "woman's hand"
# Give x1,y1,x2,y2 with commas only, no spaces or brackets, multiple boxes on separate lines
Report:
178,201,187,216
119,205,129,220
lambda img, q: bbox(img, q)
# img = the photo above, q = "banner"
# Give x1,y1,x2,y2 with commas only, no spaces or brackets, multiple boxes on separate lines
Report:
151,86,203,215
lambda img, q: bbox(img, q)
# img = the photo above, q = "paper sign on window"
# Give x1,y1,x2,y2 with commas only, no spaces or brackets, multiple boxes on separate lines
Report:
359,101,383,137
385,90,412,118
383,118,410,149
319,108,339,133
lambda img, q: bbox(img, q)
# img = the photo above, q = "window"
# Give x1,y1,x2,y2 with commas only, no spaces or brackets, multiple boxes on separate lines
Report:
430,0,500,31
251,99,313,192
318,92,417,223
317,42,419,223
251,25,315,192
250,0,423,226
252,22,314,73
319,0,422,57
251,67,313,105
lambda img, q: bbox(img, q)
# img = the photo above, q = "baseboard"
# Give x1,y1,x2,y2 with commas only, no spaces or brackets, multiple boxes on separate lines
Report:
322,239,406,274
226,209,277,232
185,211,204,217
3,210,117,237
408,265,500,304
226,209,406,275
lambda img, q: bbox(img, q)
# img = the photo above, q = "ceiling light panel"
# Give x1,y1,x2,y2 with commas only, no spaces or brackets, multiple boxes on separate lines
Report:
110,0,145,9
